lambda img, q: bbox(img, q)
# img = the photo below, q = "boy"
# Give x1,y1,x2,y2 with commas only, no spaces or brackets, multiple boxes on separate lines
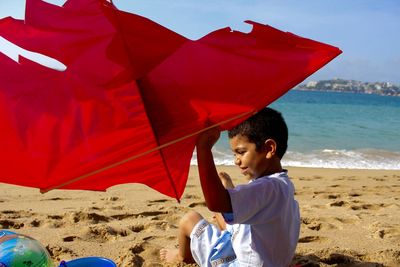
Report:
160,107,300,266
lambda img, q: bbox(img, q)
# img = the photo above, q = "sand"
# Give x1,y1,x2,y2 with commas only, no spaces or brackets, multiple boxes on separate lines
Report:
1,166,399,266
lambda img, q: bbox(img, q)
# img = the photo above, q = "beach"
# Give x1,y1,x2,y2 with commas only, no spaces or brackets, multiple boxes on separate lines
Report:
1,166,399,266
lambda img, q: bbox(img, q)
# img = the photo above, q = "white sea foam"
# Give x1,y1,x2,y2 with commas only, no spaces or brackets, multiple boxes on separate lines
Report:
191,148,400,170
282,149,400,170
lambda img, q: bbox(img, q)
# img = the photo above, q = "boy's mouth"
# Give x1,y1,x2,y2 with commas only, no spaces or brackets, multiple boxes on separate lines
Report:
240,167,248,175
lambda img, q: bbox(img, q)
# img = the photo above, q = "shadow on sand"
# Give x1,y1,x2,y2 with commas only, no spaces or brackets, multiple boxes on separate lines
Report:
292,253,385,267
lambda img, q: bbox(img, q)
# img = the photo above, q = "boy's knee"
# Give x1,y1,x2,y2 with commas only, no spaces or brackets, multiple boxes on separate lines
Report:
181,211,203,225
180,211,203,235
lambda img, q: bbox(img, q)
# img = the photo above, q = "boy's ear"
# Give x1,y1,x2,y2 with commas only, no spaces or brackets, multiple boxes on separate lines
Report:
264,139,277,159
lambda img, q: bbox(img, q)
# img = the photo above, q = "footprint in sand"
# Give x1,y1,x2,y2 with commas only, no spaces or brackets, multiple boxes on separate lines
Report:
301,217,339,231
2,210,37,219
188,201,207,208
329,200,349,207
369,222,400,240
307,222,322,231
130,224,145,233
62,235,79,242
110,205,125,210
298,235,326,243
82,224,130,243
311,191,324,198
381,228,400,240
88,206,105,211
68,211,110,224
298,177,314,181
148,199,169,204
348,192,362,197
149,221,170,231
296,191,308,198
327,194,341,199
111,213,136,220
47,244,77,262
115,221,167,236
40,197,70,201
333,176,345,181
142,236,155,241
184,194,201,200
44,215,65,228
318,193,341,199
111,210,168,221
334,217,360,225
0,219,24,229
372,228,400,240
152,213,180,226
101,196,120,201
116,243,146,267
310,204,328,209
350,203,386,211
322,253,360,265
146,199,170,208
30,219,42,227
137,211,168,217
48,215,63,220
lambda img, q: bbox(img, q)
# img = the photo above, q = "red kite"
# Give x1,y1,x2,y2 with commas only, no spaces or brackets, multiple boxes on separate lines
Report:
0,0,341,200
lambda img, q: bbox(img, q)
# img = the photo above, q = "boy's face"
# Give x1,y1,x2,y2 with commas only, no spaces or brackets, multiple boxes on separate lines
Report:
229,134,270,180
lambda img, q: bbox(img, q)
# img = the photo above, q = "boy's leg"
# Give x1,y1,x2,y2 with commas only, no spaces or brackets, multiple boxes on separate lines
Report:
160,211,203,263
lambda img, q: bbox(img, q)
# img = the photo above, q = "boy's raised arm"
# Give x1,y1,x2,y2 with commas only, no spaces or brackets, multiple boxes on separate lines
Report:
196,128,232,213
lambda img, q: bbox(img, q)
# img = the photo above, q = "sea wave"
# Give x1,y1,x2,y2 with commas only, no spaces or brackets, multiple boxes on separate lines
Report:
191,148,400,170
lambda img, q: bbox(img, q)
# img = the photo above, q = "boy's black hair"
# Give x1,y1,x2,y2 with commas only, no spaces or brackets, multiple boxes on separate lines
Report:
228,107,288,158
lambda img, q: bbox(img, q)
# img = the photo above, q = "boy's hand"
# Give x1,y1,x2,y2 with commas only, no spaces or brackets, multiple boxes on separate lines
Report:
219,172,234,189
196,127,220,149
212,213,227,231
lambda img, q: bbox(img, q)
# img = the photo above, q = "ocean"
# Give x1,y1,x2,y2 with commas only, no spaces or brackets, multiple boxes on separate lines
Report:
192,90,400,170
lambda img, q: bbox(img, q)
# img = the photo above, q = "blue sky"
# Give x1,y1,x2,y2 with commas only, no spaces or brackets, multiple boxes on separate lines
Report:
1,0,399,84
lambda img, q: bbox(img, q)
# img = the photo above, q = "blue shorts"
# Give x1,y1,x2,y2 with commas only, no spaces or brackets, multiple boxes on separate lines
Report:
190,219,238,267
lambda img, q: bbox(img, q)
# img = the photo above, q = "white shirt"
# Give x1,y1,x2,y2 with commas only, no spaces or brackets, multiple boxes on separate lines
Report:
224,171,300,267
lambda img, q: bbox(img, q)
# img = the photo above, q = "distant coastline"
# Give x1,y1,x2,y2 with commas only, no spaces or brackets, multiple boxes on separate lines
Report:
295,78,400,97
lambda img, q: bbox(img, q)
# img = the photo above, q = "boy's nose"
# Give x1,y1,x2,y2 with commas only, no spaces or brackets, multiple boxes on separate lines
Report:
234,157,240,166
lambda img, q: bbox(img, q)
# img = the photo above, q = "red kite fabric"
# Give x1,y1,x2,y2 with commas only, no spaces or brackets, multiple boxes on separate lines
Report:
0,0,341,200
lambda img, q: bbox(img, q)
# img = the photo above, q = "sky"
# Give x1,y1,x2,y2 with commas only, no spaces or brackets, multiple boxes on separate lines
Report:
0,0,399,84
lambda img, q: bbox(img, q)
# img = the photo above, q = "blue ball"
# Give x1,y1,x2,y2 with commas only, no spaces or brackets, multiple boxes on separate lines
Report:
0,230,54,267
